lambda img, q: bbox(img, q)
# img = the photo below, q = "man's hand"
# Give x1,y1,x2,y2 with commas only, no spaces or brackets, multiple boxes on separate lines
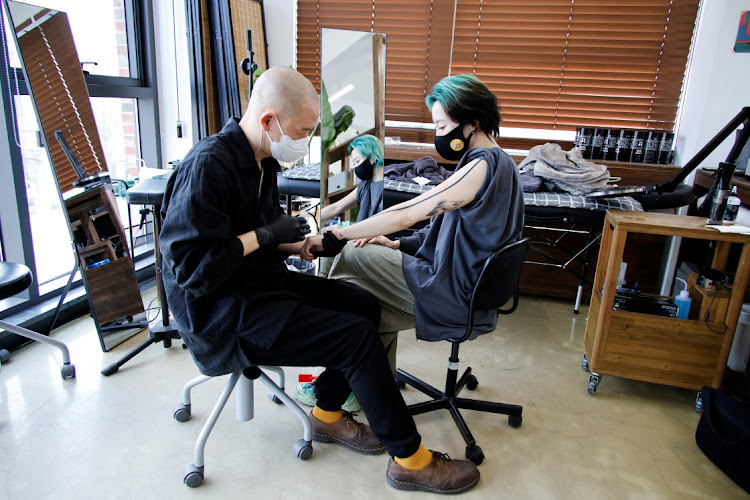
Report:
352,235,400,249
255,215,310,247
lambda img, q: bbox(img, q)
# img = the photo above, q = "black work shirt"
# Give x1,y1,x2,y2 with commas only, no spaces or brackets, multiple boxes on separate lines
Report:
160,118,300,376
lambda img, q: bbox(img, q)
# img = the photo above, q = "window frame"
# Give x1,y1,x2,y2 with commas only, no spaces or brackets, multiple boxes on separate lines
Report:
0,0,160,324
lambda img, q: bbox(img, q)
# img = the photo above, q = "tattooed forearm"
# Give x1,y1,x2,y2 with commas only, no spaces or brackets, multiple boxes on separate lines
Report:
426,200,461,217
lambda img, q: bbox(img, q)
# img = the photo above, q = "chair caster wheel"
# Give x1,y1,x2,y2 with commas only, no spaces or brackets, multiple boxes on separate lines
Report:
268,393,283,404
395,379,406,390
294,439,313,460
581,353,589,372
588,374,600,395
61,363,76,379
508,414,522,428
173,403,191,422
465,445,484,465
465,374,478,390
183,464,204,487
0,349,9,363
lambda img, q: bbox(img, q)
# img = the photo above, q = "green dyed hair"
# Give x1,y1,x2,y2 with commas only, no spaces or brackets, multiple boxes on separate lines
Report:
424,74,501,137
348,134,384,168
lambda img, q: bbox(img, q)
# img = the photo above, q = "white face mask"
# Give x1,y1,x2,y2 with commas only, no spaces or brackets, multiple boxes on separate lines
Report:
267,115,309,163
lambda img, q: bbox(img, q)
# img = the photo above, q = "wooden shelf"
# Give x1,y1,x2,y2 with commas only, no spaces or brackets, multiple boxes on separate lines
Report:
583,211,750,392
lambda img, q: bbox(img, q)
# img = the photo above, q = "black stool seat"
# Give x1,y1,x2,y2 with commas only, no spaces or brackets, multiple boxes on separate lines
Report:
125,177,169,205
0,261,33,300
0,260,76,379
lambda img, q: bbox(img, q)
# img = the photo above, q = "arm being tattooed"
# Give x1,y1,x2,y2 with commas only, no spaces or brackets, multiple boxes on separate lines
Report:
330,158,489,241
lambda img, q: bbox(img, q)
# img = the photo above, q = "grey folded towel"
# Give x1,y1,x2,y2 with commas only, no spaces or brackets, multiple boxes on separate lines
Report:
384,156,454,184
518,143,617,195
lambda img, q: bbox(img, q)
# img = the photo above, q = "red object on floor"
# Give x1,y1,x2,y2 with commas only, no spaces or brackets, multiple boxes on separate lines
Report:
298,374,318,382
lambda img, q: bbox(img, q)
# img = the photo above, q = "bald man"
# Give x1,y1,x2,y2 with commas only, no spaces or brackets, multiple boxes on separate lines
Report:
159,67,480,494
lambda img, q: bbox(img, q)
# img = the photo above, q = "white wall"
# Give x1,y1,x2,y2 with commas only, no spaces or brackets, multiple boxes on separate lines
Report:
152,0,194,166
263,0,296,68
674,0,750,174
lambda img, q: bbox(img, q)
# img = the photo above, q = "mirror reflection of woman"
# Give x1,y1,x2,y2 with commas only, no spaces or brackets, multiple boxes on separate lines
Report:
301,73,524,361
315,134,385,282
321,134,385,227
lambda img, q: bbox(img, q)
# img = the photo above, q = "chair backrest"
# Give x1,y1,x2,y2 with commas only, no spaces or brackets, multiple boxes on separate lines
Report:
466,238,530,332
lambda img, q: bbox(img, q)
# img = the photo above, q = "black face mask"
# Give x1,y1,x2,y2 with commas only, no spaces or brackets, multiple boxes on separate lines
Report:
435,124,474,162
354,158,375,180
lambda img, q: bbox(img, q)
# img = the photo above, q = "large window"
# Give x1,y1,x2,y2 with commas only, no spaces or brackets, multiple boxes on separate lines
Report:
298,0,700,146
0,0,159,322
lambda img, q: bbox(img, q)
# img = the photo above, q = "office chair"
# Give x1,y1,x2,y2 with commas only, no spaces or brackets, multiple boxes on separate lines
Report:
173,364,313,487
0,261,75,378
396,238,530,466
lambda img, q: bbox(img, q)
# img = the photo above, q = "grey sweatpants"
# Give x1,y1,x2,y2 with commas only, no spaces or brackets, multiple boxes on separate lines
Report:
328,242,416,373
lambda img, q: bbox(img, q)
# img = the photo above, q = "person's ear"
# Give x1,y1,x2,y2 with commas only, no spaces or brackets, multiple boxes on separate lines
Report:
259,111,276,132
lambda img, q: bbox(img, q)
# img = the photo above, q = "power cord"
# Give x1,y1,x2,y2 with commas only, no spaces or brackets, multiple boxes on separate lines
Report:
703,285,728,334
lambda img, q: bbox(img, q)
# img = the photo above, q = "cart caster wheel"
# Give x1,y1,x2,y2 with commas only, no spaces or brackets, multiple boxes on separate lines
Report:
268,392,283,404
465,375,479,391
395,379,406,390
293,439,313,460
173,403,191,422
508,414,522,428
695,392,703,413
466,445,484,465
588,374,600,395
183,464,204,488
0,349,9,363
581,353,589,372
61,363,76,379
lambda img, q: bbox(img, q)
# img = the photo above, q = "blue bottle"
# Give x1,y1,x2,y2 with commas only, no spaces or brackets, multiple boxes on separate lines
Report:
674,278,692,319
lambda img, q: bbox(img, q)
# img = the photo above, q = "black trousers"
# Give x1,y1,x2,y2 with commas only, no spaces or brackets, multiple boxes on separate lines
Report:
239,272,421,459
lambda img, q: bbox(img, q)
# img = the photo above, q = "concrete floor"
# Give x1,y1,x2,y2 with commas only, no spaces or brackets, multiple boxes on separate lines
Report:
0,291,746,499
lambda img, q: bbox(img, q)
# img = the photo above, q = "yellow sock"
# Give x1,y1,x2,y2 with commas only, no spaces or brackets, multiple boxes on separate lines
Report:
395,445,433,470
312,406,343,423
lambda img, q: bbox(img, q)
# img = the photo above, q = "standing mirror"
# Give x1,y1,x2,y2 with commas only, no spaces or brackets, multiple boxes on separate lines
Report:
319,28,385,218
2,0,146,351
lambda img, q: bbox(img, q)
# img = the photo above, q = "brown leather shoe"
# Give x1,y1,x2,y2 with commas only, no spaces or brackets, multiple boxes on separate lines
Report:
310,411,387,455
386,450,480,494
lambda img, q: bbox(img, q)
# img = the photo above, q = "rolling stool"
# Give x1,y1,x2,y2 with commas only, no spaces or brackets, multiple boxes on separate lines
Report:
0,261,75,379
173,365,312,487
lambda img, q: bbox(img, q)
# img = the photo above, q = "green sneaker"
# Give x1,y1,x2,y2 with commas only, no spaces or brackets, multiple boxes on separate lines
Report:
295,381,360,412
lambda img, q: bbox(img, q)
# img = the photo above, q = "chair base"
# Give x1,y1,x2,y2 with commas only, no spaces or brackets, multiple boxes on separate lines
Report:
396,366,522,465
175,366,313,487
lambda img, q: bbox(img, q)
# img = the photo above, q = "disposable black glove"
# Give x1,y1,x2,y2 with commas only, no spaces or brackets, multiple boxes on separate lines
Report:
255,215,310,247
312,231,348,257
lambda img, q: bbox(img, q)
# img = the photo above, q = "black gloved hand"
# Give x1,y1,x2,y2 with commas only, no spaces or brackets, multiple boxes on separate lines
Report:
312,231,348,257
255,215,310,247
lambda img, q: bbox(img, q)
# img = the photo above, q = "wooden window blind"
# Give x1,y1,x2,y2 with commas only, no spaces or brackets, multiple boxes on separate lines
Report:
452,0,700,132
16,10,107,191
298,0,699,140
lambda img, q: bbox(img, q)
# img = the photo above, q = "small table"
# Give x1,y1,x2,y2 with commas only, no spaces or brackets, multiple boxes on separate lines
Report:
583,211,750,403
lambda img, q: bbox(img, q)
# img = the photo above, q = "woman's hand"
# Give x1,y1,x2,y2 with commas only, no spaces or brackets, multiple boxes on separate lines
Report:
300,235,323,261
352,235,400,249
